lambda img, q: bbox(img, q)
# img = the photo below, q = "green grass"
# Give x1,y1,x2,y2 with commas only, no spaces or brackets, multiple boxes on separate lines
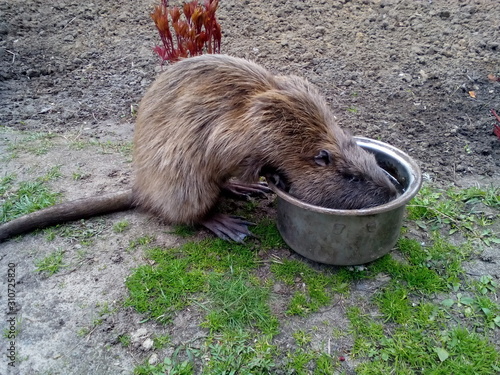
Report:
371,237,470,294
250,217,287,249
38,165,62,182
293,330,313,347
338,184,500,373
0,167,63,223
35,249,65,276
72,168,91,181
113,220,130,233
271,258,350,316
285,349,315,374
169,224,197,237
127,234,155,250
354,326,499,375
135,357,194,375
62,182,497,374
201,274,278,335
153,334,170,349
44,219,107,246
134,331,277,375
0,174,15,195
125,236,260,324
126,248,207,323
119,334,131,348
202,331,277,374
282,348,339,375
348,300,500,374
70,139,133,158
0,181,60,223
313,352,338,374
407,185,500,244
6,131,57,156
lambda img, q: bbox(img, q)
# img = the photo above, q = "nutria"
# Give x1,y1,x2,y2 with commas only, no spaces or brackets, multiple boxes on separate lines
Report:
0,54,397,243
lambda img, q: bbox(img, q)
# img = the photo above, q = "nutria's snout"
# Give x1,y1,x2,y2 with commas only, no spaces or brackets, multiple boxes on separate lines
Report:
322,142,402,210
283,158,401,211
351,166,400,209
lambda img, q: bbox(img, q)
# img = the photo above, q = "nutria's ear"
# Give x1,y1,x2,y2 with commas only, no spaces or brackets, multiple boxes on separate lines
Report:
314,149,332,166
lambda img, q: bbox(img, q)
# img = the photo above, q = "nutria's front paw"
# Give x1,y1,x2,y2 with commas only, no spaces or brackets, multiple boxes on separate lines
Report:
222,181,271,200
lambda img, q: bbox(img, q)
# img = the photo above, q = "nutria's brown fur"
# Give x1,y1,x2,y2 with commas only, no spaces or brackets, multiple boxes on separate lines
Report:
0,54,397,243
132,55,397,221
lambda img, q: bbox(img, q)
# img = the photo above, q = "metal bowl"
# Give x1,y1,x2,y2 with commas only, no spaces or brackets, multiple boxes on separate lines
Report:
270,137,422,265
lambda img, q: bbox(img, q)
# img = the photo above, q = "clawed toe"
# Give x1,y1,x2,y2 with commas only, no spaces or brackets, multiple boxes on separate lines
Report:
222,181,271,200
201,213,255,242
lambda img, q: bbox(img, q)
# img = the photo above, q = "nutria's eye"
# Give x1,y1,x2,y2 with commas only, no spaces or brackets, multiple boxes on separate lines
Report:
314,149,332,167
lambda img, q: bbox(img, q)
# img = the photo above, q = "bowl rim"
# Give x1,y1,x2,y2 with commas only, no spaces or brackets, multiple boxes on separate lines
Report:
269,136,423,216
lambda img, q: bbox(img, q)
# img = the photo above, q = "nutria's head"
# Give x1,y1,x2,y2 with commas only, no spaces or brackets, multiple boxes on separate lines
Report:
272,136,399,210
243,73,399,209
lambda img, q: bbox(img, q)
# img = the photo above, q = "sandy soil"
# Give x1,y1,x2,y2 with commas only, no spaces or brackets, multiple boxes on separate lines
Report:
0,0,499,374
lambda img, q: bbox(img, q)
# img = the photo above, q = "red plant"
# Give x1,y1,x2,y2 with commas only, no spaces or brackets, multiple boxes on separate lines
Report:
151,0,221,63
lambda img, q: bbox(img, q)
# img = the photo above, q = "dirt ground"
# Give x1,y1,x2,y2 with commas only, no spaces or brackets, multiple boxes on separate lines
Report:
0,0,499,374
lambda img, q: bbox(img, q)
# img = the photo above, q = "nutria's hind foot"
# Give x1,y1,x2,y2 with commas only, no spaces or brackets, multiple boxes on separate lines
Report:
201,213,256,242
222,181,271,200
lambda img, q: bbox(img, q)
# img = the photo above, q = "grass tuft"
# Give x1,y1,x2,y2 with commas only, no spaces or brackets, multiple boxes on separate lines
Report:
202,274,278,335
35,249,65,276
1,181,60,223
271,259,349,315
407,185,500,243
